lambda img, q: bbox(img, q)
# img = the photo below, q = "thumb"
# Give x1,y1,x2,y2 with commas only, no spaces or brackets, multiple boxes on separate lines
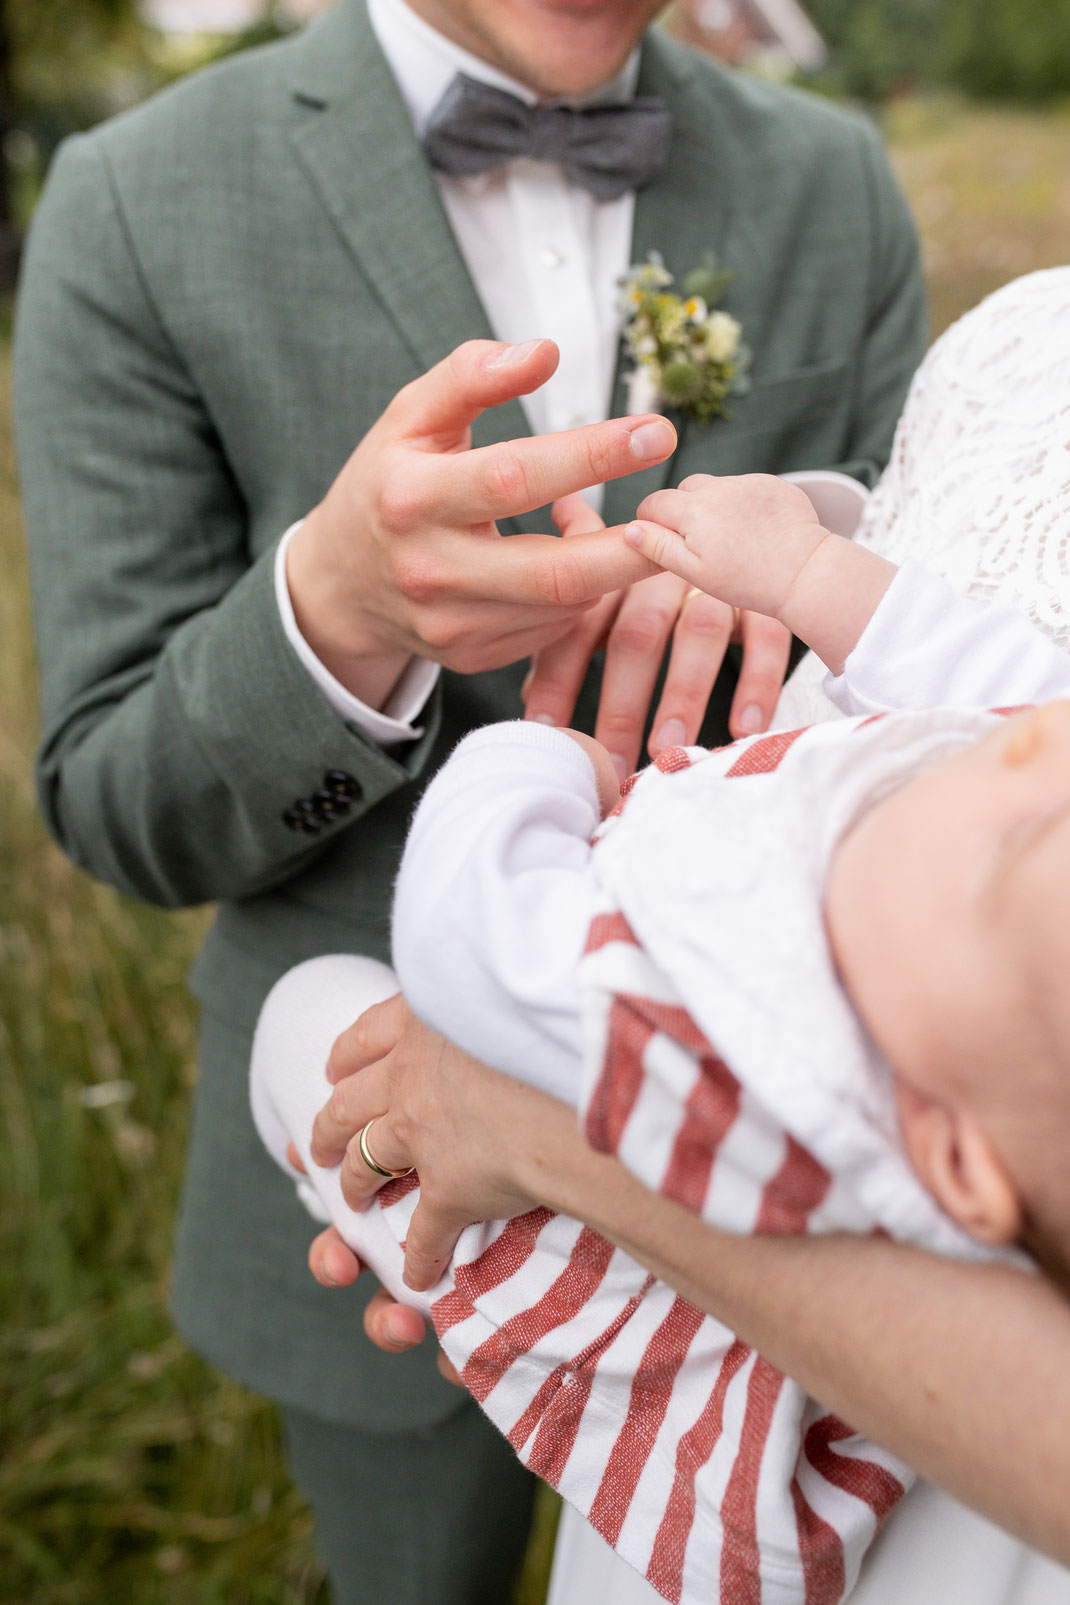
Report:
387,338,560,444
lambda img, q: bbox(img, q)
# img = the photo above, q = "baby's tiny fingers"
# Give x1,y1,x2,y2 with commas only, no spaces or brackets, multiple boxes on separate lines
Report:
623,520,701,584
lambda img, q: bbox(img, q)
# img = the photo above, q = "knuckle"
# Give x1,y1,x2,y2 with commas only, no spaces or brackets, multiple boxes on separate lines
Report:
390,1108,417,1153
680,598,730,637
535,552,585,608
611,608,670,656
418,611,467,653
528,664,574,702
582,430,617,485
392,550,445,605
378,481,425,535
481,452,530,511
597,709,640,743
739,670,783,704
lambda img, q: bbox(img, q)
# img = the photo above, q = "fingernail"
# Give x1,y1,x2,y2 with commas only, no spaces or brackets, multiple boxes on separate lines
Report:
623,521,644,547
653,719,686,751
488,339,542,369
529,712,556,725
384,1312,412,1347
738,704,765,735
609,753,630,784
629,421,675,461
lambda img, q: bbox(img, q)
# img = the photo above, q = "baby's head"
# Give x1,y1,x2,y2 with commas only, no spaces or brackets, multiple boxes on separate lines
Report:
825,702,1070,1287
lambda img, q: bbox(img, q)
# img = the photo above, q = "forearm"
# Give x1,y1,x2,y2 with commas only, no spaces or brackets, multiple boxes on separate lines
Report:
17,135,439,906
777,531,898,676
35,546,440,906
515,1123,1070,1564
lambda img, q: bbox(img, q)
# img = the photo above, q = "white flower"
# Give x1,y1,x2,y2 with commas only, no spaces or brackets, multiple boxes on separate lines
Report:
684,295,708,323
626,365,661,416
704,310,742,363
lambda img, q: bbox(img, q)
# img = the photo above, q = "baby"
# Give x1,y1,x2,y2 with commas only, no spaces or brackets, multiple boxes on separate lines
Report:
250,470,1070,1605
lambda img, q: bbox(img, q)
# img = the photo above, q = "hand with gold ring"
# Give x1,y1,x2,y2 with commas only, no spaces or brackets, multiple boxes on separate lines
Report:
684,586,741,636
310,992,575,1293
358,1117,415,1180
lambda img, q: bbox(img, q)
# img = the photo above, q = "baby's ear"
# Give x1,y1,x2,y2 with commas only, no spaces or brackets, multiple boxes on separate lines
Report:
895,1082,1023,1245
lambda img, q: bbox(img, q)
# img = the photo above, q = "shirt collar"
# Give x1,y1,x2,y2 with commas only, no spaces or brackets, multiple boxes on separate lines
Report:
367,0,640,137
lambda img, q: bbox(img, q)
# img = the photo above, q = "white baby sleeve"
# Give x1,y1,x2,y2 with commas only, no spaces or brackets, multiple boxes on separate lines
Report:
827,559,1070,715
392,721,603,1106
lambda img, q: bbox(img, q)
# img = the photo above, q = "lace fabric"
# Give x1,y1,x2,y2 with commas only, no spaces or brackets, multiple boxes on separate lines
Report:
776,268,1070,727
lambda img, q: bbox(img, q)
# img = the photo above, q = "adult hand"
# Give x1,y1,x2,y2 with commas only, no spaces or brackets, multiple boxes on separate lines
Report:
310,994,576,1293
284,338,670,708
521,493,792,779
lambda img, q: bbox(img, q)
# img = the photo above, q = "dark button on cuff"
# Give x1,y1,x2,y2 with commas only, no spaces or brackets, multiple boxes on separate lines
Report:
310,787,347,822
283,804,322,834
324,770,362,801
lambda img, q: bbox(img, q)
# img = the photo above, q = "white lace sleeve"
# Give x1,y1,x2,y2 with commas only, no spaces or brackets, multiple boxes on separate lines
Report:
775,268,1070,728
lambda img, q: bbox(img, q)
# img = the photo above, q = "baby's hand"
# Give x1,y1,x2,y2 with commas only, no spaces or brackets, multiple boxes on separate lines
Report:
623,474,827,623
559,729,622,817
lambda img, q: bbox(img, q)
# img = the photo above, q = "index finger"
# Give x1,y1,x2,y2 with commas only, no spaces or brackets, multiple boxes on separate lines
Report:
385,337,560,442
459,526,659,609
424,414,677,525
326,992,408,1084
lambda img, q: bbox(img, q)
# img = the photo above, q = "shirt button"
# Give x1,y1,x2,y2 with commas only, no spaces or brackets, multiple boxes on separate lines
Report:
539,247,565,270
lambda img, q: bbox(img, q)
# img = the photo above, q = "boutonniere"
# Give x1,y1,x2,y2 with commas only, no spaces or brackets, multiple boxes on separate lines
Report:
618,252,751,423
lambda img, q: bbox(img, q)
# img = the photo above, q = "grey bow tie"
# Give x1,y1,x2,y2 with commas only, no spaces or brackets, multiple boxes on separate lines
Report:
422,73,672,202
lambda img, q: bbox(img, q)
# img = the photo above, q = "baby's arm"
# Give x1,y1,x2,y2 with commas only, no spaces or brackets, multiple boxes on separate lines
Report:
624,474,897,675
626,474,1070,711
391,721,610,1106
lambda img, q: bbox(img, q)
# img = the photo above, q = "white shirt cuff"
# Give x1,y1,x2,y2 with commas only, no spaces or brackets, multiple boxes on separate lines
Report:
274,522,439,745
781,470,869,539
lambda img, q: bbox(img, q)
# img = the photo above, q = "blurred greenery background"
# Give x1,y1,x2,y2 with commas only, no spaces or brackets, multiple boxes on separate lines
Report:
1,1,1069,1600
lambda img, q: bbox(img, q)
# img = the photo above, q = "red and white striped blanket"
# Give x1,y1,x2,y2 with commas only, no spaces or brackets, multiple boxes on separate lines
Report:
264,711,1017,1605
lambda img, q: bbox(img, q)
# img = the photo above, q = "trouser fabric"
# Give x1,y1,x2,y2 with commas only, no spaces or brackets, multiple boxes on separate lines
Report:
283,1396,537,1604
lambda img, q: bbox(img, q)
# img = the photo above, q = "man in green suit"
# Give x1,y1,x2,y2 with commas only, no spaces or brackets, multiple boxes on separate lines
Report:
13,0,926,1596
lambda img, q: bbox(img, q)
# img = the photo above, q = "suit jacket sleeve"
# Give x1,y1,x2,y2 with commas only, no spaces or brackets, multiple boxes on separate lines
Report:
15,132,441,908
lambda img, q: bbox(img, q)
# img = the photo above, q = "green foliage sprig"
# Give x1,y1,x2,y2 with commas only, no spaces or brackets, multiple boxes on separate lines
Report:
617,253,751,424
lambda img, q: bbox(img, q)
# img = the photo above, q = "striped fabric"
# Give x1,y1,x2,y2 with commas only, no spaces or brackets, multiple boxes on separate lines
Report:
365,726,929,1605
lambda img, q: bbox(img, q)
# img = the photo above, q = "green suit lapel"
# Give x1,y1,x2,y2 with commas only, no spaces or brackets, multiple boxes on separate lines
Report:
603,31,741,528
286,0,531,459
285,8,741,532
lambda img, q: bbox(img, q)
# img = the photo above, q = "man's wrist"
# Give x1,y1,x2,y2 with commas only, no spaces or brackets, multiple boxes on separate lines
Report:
285,513,412,709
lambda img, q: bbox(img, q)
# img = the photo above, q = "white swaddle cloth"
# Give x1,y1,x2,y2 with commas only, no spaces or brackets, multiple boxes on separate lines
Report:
252,706,1019,1605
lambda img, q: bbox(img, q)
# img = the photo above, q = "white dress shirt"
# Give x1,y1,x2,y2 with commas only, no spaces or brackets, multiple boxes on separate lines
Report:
276,0,640,741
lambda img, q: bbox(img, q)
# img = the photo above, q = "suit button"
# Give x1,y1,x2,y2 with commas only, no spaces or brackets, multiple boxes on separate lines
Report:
310,787,348,821
324,770,362,800
283,804,321,834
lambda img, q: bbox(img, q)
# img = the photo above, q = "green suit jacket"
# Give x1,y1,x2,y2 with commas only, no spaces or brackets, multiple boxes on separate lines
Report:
14,0,926,1428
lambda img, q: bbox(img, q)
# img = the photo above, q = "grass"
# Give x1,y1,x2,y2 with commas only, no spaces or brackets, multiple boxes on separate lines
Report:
2,96,1069,1605
886,97,1070,337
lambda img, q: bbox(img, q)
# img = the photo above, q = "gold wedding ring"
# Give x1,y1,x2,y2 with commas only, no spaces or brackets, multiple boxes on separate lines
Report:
358,1118,415,1180
683,587,741,632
